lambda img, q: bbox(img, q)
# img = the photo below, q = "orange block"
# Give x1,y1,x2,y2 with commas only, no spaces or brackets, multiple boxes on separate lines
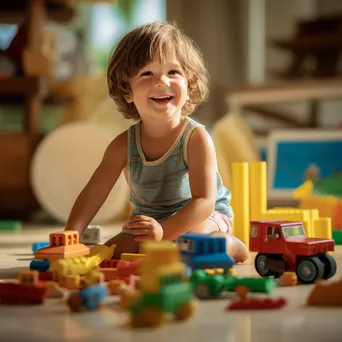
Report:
35,231,89,261
332,200,342,230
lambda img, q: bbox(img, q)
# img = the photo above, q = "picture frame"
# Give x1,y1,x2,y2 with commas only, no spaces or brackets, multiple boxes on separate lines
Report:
267,129,342,199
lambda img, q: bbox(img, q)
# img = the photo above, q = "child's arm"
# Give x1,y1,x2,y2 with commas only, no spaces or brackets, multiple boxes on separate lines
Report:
161,126,217,240
64,131,127,235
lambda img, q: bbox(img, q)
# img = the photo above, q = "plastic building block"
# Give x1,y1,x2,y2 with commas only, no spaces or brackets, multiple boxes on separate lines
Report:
0,220,22,231
231,162,250,248
332,230,342,245
108,279,125,295
30,259,50,272
34,231,90,261
332,200,342,229
100,259,120,268
130,242,195,327
177,233,236,274
51,244,116,278
280,272,298,286
0,270,47,304
307,278,342,306
67,284,108,312
80,225,102,245
121,253,145,261
250,219,336,284
38,271,53,282
190,270,277,299
32,242,49,254
227,297,287,310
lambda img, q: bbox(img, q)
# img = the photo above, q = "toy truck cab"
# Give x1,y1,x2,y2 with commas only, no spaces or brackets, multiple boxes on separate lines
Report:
250,220,336,284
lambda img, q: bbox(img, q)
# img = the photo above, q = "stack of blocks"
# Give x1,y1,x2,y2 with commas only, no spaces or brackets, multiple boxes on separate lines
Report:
230,161,332,249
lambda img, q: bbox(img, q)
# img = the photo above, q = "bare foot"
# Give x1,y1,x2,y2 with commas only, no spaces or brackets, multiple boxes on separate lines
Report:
210,231,248,263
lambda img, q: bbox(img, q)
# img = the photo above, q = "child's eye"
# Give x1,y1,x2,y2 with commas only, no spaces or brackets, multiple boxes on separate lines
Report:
169,70,181,75
140,71,152,76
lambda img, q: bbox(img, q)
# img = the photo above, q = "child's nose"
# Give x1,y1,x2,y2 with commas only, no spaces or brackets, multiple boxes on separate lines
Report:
154,75,170,88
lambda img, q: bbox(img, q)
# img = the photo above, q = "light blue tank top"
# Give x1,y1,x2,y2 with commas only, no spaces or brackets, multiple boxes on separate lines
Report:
127,116,233,222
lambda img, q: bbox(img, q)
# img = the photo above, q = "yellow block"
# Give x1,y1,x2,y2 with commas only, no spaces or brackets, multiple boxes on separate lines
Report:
249,162,267,221
313,217,332,239
231,162,249,248
121,253,145,261
309,209,319,238
261,209,312,236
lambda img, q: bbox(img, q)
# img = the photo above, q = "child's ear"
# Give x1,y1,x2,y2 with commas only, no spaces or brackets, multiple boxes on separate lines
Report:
124,95,133,103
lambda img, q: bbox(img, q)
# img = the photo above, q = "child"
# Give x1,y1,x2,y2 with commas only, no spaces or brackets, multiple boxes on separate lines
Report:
65,22,248,263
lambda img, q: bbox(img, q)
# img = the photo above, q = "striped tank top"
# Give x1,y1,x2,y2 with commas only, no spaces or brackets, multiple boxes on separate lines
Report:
127,116,233,222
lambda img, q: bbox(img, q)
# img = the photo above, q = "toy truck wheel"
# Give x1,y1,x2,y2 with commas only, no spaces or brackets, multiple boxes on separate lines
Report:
131,307,164,327
174,301,195,321
67,292,83,312
254,253,273,277
296,257,324,284
318,253,337,279
194,283,213,299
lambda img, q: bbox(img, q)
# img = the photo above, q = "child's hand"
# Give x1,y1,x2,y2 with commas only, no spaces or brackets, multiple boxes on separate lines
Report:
124,215,163,242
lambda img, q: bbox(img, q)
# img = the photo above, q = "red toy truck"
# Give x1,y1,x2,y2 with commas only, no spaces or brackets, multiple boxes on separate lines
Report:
249,220,336,284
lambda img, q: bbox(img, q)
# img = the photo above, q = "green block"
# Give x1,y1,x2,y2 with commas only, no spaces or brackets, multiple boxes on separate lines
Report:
332,230,342,245
0,220,22,231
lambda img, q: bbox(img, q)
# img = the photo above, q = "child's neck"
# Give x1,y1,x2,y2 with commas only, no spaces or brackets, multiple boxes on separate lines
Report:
140,115,185,138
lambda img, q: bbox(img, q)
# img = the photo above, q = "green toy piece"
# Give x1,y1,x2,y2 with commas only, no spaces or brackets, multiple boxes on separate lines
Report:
189,270,277,299
0,220,22,231
130,273,194,327
332,230,342,245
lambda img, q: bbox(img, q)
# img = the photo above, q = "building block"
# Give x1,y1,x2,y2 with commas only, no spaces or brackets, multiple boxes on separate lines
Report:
80,225,102,245
121,253,145,261
0,220,22,231
34,231,89,261
332,200,342,229
226,297,287,310
307,278,342,306
231,162,249,248
30,259,50,272
248,162,267,222
32,242,50,254
332,230,342,244
313,217,332,239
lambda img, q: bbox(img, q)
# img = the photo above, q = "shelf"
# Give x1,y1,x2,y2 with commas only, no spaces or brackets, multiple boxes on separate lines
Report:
0,77,43,96
0,0,75,24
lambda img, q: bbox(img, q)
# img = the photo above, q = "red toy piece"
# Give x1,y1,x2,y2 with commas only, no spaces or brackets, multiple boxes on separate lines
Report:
0,270,47,304
227,297,287,310
249,220,336,284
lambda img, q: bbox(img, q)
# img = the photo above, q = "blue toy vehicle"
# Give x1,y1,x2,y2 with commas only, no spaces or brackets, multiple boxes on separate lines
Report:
67,284,107,312
176,233,236,274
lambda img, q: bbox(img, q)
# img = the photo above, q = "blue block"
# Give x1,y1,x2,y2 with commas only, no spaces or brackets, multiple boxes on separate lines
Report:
32,242,50,254
30,259,50,272
79,284,108,311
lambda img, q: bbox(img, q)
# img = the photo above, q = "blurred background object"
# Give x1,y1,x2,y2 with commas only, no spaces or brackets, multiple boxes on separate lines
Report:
0,0,341,225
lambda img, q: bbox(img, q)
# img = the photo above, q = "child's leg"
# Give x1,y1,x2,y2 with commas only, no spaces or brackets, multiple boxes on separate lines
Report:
189,213,248,263
103,232,140,259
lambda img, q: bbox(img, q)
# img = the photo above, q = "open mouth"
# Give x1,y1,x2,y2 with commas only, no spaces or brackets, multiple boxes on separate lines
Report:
150,96,174,103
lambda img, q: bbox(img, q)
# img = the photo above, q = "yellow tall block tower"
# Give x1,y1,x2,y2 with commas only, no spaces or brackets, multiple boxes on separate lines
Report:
231,162,249,248
249,162,267,221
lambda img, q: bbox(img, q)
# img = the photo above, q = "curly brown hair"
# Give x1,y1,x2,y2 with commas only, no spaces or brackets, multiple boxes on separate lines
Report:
107,21,209,120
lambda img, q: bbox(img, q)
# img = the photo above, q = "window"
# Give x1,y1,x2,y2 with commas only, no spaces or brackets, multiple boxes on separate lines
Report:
266,226,280,239
283,225,306,238
250,225,258,238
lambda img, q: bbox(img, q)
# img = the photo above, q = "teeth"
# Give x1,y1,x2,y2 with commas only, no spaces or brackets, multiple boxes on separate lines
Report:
152,96,172,100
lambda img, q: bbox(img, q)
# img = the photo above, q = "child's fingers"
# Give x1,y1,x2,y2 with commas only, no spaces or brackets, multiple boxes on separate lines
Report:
126,221,151,229
134,235,153,242
128,215,150,222
131,228,149,236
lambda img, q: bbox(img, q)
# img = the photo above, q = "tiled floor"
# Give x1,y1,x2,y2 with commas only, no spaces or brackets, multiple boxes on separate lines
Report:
0,222,341,342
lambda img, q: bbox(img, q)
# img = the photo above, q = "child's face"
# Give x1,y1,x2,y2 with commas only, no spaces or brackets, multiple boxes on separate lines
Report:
126,51,188,121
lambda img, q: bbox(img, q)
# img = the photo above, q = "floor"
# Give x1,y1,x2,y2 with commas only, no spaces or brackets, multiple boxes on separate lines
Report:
0,221,341,342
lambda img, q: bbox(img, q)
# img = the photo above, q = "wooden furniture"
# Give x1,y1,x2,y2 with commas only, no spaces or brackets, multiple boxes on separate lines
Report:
231,13,342,136
0,0,113,217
